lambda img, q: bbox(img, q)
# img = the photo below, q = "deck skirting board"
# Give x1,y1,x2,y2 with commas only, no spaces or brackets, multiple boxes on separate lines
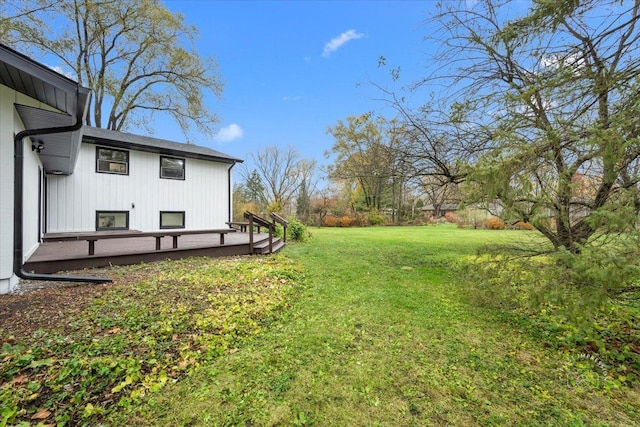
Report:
24,233,285,274
24,244,253,274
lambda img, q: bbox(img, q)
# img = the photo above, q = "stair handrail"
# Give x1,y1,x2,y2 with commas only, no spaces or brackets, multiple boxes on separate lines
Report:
270,212,288,243
244,211,275,253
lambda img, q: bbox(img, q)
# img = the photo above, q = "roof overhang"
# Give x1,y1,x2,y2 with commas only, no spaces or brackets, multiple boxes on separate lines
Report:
82,126,243,164
15,103,88,175
0,44,83,114
1,44,91,174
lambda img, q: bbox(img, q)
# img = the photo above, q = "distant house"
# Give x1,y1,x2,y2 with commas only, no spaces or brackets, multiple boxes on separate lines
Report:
0,44,241,293
421,203,459,220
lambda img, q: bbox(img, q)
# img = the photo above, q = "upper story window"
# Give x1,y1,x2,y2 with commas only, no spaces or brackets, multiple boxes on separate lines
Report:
160,156,185,180
96,147,129,175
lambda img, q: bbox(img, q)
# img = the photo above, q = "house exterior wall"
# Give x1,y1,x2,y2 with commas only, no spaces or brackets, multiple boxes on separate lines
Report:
0,86,46,293
47,142,231,232
0,85,16,293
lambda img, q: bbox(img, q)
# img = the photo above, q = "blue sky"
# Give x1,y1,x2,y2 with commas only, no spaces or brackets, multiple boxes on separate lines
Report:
160,0,439,172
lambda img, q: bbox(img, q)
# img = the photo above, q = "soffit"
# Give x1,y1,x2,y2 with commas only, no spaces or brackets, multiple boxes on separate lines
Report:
15,104,84,175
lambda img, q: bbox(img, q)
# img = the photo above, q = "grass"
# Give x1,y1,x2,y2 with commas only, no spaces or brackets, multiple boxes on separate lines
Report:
0,256,303,426
125,225,640,426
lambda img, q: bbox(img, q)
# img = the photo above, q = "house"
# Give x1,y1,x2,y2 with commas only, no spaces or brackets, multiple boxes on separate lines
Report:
46,125,240,234
421,203,459,220
0,44,241,294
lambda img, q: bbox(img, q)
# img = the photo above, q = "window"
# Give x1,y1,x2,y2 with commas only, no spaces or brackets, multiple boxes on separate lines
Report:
96,147,129,175
96,211,129,230
160,211,185,229
160,156,185,180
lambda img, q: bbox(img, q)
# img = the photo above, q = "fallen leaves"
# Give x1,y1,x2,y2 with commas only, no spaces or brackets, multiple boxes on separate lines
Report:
30,408,51,420
0,256,304,426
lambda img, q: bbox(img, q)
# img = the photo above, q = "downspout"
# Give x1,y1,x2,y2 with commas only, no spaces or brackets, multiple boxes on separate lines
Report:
227,162,236,223
13,99,111,284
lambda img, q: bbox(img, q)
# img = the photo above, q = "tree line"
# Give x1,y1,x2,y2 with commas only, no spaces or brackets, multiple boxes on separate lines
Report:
241,0,640,262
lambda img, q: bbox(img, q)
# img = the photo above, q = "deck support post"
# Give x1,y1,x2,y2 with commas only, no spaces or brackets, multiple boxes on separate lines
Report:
248,215,254,253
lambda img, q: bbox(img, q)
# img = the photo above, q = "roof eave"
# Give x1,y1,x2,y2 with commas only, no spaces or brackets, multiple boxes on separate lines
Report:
82,126,243,164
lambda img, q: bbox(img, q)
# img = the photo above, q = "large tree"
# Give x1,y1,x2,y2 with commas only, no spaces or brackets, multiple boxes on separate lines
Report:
296,178,311,223
326,113,401,212
2,0,222,139
247,146,317,216
396,0,640,253
243,169,268,211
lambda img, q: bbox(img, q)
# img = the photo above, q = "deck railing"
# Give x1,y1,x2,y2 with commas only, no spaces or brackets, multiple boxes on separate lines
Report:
270,212,288,242
243,211,274,253
242,211,288,254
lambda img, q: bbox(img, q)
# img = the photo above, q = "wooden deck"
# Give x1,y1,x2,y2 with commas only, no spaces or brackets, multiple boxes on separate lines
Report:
24,231,285,273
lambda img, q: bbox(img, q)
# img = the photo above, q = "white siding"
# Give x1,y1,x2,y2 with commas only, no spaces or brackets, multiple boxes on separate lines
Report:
0,85,17,293
0,86,46,293
47,143,231,232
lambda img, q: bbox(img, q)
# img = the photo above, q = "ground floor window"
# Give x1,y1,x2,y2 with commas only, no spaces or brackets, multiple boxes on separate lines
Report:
160,211,185,229
96,211,129,230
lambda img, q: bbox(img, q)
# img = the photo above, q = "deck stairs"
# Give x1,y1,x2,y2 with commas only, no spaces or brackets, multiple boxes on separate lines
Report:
252,236,286,254
242,211,288,255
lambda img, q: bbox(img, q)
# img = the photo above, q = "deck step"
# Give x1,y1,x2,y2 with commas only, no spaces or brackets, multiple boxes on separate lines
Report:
252,237,286,254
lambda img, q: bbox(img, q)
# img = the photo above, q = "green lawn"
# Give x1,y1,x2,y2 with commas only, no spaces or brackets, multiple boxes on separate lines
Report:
128,226,639,426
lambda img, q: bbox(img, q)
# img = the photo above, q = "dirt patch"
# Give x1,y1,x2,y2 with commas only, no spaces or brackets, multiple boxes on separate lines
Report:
0,269,120,343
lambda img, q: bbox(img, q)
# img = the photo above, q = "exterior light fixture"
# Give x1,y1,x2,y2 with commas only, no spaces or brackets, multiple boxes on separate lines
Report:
31,143,44,153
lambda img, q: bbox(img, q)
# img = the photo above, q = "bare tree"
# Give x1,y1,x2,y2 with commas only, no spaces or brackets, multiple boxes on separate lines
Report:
248,146,317,216
390,0,640,253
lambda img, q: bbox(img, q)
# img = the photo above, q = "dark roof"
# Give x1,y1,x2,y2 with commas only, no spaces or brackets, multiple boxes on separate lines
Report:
422,204,459,211
1,43,91,174
82,126,243,164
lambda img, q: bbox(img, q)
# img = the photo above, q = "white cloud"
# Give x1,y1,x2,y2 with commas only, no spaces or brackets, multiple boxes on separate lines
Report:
322,29,364,58
214,124,243,142
541,52,585,71
46,64,75,80
282,95,301,101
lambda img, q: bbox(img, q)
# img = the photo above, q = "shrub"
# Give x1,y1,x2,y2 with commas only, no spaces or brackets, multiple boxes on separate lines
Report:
340,216,352,227
286,217,309,242
444,211,458,223
366,210,386,226
274,223,284,238
322,216,340,227
460,242,640,386
349,214,368,227
485,217,505,229
515,221,536,230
